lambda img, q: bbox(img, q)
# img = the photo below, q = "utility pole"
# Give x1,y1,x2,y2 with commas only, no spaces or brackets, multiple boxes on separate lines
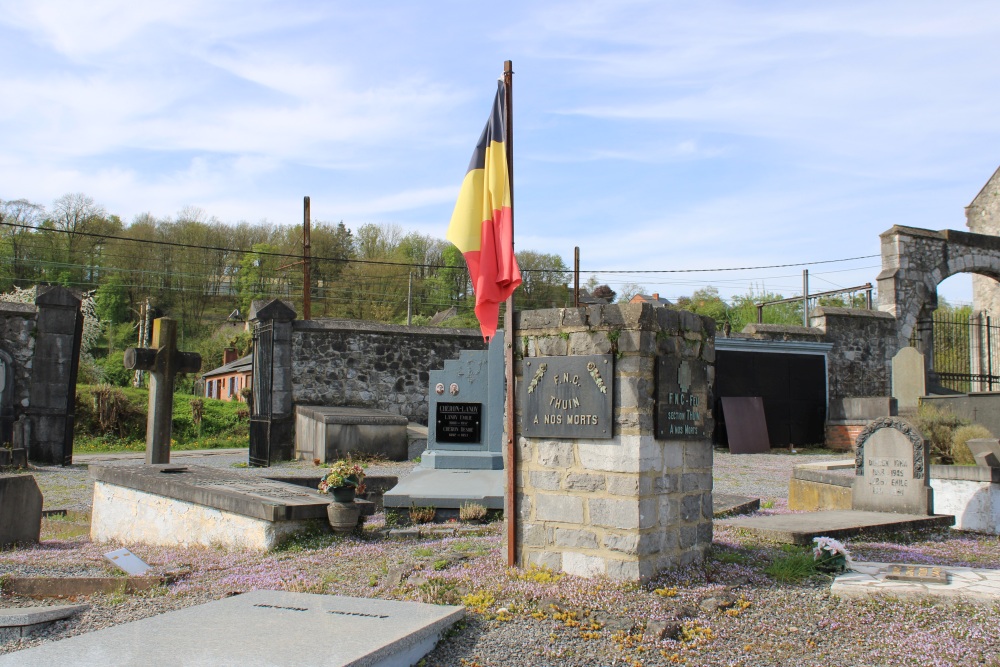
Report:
303,196,312,320
407,272,413,325
574,246,580,307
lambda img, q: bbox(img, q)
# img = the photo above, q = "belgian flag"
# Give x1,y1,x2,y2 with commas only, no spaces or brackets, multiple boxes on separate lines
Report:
447,79,522,341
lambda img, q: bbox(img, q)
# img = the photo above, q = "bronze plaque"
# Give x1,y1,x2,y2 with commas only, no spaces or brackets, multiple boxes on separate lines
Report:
522,355,613,439
435,402,482,443
655,357,710,440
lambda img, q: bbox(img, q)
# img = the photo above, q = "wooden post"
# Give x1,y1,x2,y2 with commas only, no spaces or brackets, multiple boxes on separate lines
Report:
303,196,312,321
574,246,580,307
503,59,518,568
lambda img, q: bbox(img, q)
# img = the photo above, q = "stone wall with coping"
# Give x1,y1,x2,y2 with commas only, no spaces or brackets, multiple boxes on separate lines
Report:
514,304,714,582
291,319,485,424
741,307,897,401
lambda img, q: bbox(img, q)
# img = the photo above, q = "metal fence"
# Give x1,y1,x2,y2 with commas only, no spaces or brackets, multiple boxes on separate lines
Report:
922,312,1000,393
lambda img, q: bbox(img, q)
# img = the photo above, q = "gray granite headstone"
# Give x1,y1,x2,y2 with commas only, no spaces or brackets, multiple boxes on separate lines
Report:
891,347,925,414
852,417,933,515
421,332,504,470
0,590,464,667
0,474,42,548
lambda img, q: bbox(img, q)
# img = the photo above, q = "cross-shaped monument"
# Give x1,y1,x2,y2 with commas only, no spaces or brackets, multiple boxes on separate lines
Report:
124,317,201,464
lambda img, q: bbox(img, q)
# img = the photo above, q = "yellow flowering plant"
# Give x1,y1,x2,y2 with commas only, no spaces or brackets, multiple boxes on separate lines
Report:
318,460,365,493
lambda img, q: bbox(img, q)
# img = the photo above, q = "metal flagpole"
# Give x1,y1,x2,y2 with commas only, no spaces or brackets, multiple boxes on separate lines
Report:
502,59,518,568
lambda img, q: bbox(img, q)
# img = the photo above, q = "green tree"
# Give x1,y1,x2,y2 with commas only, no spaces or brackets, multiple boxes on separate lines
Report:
516,250,569,310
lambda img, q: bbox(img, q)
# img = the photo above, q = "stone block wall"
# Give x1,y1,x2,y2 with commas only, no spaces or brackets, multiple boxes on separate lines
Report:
515,304,714,582
291,319,485,423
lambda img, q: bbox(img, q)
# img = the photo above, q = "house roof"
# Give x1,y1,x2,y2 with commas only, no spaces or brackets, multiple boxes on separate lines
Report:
202,354,253,379
630,293,672,307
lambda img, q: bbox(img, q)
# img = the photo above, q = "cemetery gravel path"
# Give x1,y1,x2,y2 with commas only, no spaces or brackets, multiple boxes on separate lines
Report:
4,449,999,666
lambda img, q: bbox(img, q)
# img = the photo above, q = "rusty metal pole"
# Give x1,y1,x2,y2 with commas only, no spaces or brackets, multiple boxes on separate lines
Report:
502,59,518,568
574,246,580,307
303,196,312,321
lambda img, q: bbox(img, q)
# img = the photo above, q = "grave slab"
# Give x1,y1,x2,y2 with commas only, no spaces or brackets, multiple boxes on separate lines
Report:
0,590,465,667
712,494,760,517
718,510,954,545
832,561,1000,605
383,468,504,510
295,406,409,463
0,604,88,643
90,464,334,550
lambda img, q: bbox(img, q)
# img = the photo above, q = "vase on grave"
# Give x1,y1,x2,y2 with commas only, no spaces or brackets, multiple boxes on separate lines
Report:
326,501,360,532
331,486,356,503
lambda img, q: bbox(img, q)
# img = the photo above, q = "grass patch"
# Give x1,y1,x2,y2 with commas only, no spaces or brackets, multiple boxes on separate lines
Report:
41,511,91,541
275,524,342,552
764,546,817,582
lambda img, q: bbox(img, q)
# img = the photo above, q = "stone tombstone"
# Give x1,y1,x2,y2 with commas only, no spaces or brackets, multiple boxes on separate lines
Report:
422,332,505,470
852,417,933,514
521,354,614,439
0,474,43,548
655,357,710,440
891,346,925,414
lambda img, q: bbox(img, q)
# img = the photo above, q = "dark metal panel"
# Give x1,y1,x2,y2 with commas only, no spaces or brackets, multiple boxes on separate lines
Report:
721,397,770,453
522,355,613,439
249,321,273,467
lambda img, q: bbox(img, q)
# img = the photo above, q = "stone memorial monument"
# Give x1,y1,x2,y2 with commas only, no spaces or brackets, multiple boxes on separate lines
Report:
516,304,715,582
852,417,933,514
123,317,201,464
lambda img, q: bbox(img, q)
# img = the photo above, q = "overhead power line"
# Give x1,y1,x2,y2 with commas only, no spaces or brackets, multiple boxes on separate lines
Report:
0,220,879,275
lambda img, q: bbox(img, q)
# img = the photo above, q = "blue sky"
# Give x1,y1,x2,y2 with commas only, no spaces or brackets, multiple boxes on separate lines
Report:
3,1,1000,304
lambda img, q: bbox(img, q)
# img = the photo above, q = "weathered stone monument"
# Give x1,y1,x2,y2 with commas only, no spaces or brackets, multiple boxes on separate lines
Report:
384,334,505,511
852,417,933,515
90,464,332,550
124,317,201,464
891,347,925,414
0,474,42,547
967,438,1000,468
516,305,714,581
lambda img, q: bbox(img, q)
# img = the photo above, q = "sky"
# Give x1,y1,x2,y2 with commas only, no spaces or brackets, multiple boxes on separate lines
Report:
3,1,1000,305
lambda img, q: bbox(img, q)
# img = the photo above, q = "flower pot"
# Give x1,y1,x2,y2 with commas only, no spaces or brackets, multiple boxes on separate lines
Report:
327,501,360,533
331,486,356,503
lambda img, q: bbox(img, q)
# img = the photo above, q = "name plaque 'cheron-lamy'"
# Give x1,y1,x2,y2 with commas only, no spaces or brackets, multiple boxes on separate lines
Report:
522,355,613,439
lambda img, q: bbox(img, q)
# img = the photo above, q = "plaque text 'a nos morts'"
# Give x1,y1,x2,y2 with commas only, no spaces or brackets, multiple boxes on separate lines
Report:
655,357,710,440
522,355,613,439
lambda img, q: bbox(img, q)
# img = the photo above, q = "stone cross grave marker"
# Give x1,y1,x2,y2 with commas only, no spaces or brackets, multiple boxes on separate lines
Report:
124,318,201,464
852,417,933,515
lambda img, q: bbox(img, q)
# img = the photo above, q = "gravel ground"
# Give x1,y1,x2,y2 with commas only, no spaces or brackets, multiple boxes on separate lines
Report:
2,448,999,666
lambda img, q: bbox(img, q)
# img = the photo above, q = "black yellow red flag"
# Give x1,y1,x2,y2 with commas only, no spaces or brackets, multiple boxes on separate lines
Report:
446,80,521,341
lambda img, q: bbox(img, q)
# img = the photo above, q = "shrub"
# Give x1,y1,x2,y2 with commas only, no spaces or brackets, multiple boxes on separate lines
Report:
915,404,968,464
459,502,488,523
409,505,436,524
952,424,994,466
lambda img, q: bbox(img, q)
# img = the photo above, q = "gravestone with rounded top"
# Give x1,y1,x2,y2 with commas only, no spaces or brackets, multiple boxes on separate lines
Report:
852,417,933,515
0,474,42,547
891,347,925,414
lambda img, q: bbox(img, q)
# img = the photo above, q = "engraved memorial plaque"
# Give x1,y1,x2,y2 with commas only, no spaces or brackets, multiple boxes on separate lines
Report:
882,563,948,584
655,357,710,440
435,402,482,443
522,355,613,439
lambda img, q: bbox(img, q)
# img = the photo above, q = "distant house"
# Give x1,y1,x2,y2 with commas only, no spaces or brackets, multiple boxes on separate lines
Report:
629,292,672,307
202,349,252,401
576,289,610,306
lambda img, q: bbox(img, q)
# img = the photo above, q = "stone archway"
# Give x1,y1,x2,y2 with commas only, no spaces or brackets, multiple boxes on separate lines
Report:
878,225,1000,376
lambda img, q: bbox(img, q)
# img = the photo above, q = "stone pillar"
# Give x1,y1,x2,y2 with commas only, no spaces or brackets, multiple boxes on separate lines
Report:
515,304,715,582
26,286,82,465
249,299,296,463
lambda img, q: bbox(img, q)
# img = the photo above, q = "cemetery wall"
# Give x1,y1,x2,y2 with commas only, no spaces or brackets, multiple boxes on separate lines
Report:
290,320,485,423
0,302,37,410
515,304,714,582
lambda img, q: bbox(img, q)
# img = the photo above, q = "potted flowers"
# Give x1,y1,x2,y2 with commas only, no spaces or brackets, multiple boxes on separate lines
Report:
318,460,366,503
812,536,852,574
